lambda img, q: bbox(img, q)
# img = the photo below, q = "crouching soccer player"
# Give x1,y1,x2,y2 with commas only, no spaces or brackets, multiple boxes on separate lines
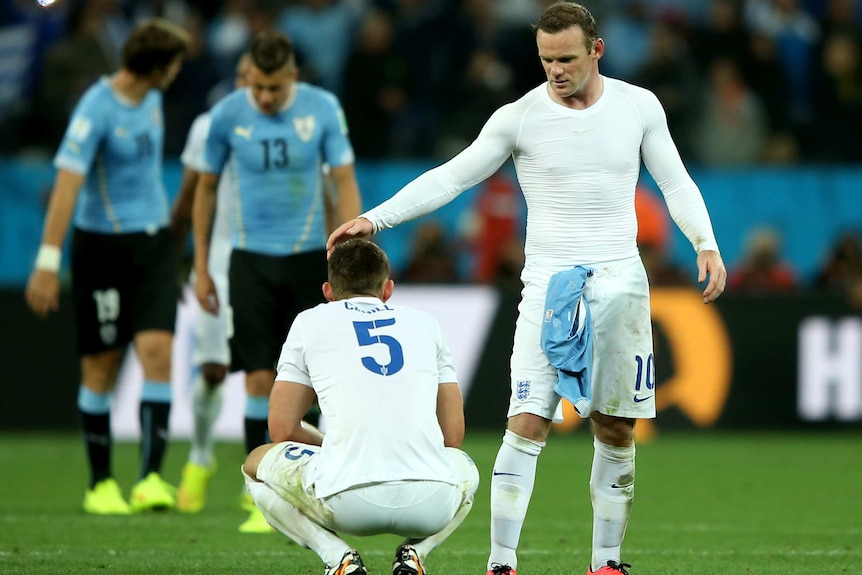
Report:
242,239,479,575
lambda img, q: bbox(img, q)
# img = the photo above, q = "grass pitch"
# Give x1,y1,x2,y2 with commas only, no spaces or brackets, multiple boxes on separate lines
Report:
1,431,860,575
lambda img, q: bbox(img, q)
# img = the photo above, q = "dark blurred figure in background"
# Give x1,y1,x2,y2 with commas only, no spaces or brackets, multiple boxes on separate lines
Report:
815,231,862,307
161,9,220,155
810,30,862,162
691,57,769,166
634,19,699,159
728,227,798,293
342,7,408,159
400,221,462,284
33,0,124,150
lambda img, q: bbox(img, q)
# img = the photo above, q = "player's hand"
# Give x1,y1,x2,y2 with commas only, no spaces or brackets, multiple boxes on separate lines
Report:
697,250,726,304
195,271,219,315
25,269,60,318
326,218,373,257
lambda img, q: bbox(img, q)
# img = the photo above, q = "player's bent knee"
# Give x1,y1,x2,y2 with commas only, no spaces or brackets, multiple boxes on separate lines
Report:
446,447,480,497
242,443,274,480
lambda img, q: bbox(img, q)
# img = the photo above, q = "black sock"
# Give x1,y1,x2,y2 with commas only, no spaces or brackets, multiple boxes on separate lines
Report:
139,401,171,479
80,410,111,489
244,417,269,454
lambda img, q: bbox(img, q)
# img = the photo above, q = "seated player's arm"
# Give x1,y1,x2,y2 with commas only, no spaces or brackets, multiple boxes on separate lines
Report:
269,380,324,446
437,382,465,448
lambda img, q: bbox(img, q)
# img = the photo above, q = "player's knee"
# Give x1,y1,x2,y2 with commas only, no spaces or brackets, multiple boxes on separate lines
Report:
507,412,552,443
446,447,480,498
590,413,635,447
201,363,228,386
242,444,273,481
502,428,546,456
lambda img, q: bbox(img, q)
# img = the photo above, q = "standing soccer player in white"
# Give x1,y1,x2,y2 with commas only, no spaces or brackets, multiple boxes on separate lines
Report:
327,3,727,575
169,54,251,514
242,238,479,575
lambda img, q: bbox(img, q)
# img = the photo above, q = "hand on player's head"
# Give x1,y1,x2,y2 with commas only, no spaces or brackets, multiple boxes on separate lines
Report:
326,218,373,258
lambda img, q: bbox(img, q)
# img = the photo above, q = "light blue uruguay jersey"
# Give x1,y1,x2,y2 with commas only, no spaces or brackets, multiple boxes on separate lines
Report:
203,83,354,256
53,77,169,234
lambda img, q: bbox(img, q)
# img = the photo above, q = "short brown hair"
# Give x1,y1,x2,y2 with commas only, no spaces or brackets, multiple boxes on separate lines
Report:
535,2,599,51
250,31,296,74
328,239,390,300
121,18,190,76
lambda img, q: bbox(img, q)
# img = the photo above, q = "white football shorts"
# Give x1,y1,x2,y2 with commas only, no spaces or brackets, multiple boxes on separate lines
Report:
255,442,478,537
509,255,656,421
192,244,232,367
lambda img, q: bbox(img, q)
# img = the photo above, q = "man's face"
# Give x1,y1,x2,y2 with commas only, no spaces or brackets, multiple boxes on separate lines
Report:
248,64,295,115
537,26,599,99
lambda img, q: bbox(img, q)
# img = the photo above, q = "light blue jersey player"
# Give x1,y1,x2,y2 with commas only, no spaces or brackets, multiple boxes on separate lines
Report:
191,31,361,533
55,79,169,233
25,18,190,517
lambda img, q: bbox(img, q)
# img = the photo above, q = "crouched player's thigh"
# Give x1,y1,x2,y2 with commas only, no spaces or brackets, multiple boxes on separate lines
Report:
326,448,479,538
255,441,334,528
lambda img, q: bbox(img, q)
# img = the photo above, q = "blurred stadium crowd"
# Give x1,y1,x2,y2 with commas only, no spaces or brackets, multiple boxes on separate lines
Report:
2,0,862,165
2,0,862,297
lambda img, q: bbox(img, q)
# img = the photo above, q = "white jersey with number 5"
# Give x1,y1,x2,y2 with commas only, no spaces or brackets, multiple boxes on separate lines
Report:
275,296,460,498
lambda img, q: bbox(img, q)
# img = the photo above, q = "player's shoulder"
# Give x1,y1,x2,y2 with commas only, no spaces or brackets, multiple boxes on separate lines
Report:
605,76,661,107
75,77,114,110
295,82,342,109
210,88,251,118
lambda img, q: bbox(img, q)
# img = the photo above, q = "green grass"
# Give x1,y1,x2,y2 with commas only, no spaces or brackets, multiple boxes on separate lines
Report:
1,431,860,574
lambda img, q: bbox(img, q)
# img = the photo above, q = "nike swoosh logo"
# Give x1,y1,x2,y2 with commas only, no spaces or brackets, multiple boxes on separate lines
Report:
492,471,522,477
633,394,653,403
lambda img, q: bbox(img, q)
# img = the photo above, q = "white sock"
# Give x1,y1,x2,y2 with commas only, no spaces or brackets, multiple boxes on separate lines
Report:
590,438,635,571
189,375,223,468
244,478,349,567
488,429,544,570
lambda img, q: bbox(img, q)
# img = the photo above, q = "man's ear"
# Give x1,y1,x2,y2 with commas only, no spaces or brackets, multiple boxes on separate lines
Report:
593,37,605,59
381,279,394,303
322,282,335,302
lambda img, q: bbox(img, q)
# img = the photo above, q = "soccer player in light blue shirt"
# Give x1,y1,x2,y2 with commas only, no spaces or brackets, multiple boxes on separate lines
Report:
191,30,361,533
25,18,190,516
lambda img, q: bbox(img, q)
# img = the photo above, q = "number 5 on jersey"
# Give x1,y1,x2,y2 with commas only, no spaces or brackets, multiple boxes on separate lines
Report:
352,319,404,376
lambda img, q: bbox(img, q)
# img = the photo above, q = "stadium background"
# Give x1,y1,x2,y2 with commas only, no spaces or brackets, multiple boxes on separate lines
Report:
2,0,862,435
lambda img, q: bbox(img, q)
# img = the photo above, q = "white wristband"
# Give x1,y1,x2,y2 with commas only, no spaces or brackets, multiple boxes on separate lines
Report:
35,245,62,273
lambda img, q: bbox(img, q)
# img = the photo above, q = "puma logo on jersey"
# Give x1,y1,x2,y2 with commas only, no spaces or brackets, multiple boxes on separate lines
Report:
114,127,129,138
234,125,254,140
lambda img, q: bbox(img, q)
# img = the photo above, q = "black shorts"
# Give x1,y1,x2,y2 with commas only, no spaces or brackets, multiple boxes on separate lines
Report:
228,248,327,372
71,227,179,356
